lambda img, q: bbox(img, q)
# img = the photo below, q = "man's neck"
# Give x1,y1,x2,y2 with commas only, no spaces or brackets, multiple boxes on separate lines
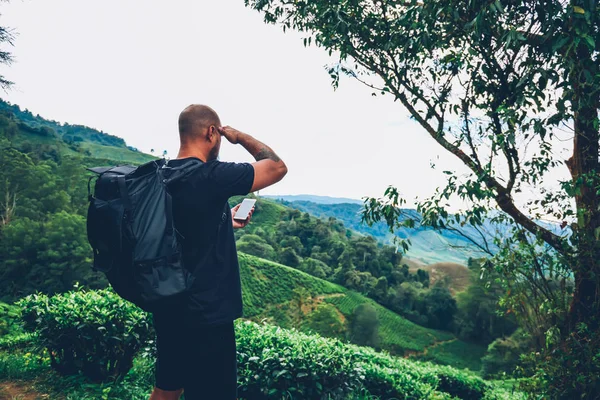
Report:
176,146,208,161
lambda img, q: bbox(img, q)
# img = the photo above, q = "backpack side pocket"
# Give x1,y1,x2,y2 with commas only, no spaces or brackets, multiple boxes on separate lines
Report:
87,197,125,273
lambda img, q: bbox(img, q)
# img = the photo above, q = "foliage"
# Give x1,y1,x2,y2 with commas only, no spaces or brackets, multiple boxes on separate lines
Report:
244,0,600,396
281,199,490,265
239,253,344,319
454,260,518,343
0,10,14,90
0,349,50,380
237,233,278,260
517,323,600,399
0,103,156,302
0,332,36,350
347,303,380,348
17,287,153,382
0,301,21,336
0,314,523,399
480,329,532,379
0,100,153,152
0,211,106,301
236,319,503,399
423,284,456,331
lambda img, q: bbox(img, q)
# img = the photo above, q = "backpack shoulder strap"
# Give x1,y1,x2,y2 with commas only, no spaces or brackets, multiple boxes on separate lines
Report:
162,158,204,183
117,175,133,211
87,165,136,175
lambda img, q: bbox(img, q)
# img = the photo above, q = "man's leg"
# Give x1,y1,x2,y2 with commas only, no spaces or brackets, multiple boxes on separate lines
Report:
149,388,183,400
183,321,238,400
151,310,187,400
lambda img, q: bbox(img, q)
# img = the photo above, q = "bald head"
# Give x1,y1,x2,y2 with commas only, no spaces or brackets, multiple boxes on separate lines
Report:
178,104,221,143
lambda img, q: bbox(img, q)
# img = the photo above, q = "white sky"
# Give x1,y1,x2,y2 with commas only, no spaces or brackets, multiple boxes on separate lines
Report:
0,0,570,213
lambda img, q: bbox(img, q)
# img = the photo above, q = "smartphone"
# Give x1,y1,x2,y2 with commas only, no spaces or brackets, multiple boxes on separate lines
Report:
233,198,256,221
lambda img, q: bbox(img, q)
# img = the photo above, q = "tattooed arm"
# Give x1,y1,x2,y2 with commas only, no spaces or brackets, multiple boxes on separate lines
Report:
218,126,288,192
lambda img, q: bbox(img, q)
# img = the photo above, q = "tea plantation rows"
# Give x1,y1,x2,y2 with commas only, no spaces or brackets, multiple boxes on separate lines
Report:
238,253,486,370
0,287,522,399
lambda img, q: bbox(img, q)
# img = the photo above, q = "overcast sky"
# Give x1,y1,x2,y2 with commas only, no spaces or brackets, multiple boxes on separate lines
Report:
0,0,570,213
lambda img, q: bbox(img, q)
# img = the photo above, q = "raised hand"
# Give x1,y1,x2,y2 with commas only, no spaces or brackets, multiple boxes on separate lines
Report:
217,126,242,144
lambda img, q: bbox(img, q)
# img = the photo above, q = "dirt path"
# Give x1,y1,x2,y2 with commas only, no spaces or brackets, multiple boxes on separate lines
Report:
0,381,51,400
405,335,458,359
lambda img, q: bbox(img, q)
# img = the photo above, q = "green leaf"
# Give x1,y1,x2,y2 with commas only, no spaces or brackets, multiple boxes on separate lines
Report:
573,6,585,14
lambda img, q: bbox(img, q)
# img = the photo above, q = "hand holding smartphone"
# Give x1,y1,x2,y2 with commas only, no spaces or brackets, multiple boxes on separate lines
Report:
233,198,256,221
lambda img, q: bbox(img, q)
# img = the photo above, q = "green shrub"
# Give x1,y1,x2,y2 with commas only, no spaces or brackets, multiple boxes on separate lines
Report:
0,302,22,336
433,365,489,399
235,319,433,399
0,349,50,380
480,329,531,379
17,287,153,382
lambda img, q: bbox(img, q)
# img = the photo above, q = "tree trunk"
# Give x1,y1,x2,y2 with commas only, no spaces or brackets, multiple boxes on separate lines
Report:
565,99,600,330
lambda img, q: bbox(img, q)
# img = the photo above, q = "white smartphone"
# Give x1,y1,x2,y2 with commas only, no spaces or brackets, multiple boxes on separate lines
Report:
233,198,256,221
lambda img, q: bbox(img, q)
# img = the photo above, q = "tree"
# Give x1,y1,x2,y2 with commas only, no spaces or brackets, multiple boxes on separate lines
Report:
0,3,13,90
454,268,518,343
279,246,301,267
298,257,331,279
246,0,599,395
236,234,277,260
347,303,380,348
423,284,457,330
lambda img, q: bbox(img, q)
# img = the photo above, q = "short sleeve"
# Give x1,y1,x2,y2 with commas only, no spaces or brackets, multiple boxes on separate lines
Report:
209,161,255,199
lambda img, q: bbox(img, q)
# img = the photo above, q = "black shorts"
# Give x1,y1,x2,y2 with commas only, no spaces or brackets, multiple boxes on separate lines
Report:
152,309,238,400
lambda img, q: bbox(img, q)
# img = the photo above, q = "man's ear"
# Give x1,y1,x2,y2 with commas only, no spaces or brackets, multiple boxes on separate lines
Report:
207,125,216,142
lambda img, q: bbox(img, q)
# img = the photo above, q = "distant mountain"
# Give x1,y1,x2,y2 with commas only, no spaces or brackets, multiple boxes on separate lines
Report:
274,199,497,265
276,199,567,266
263,194,363,205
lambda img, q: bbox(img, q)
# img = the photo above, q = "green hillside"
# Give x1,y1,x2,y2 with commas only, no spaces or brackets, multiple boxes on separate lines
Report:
239,253,486,372
0,98,156,164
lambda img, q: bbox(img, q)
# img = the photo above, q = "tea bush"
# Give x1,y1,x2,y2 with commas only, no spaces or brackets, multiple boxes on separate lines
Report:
0,301,22,336
234,319,505,399
6,287,523,399
17,287,153,382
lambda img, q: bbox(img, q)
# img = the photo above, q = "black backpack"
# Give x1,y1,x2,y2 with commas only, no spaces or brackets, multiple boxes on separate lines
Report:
86,158,202,312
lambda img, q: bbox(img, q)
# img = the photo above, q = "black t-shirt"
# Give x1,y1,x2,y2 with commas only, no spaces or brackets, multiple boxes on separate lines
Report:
163,157,254,325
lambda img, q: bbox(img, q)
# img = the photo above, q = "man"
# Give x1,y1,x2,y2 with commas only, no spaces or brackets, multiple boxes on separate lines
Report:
149,104,288,400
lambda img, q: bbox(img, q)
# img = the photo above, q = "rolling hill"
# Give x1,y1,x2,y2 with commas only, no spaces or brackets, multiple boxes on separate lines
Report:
239,253,486,371
0,99,156,164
